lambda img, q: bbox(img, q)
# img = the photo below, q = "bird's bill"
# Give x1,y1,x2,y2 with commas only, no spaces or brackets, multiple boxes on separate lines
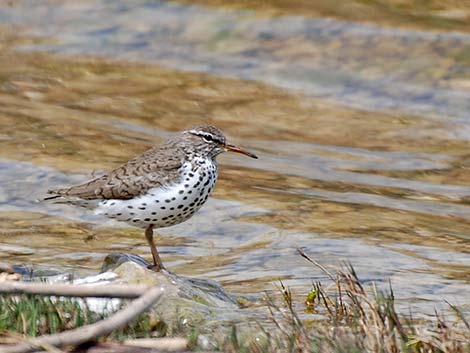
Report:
224,144,258,159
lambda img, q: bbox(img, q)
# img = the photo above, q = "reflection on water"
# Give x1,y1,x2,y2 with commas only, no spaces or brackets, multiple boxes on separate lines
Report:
1,0,470,119
0,0,469,318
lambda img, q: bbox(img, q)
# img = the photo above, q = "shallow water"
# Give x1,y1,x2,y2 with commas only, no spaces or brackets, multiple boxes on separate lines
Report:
0,0,469,319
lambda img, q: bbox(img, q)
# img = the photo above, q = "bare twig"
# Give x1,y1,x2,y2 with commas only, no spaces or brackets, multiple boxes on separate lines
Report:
0,331,66,353
76,342,215,353
0,286,164,353
0,282,149,298
124,338,188,351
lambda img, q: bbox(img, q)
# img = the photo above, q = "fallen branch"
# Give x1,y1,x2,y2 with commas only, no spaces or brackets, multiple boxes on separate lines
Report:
0,285,164,353
0,282,148,298
74,342,215,353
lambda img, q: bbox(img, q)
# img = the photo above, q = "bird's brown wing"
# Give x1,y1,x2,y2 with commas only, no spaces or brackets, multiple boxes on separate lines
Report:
46,146,184,200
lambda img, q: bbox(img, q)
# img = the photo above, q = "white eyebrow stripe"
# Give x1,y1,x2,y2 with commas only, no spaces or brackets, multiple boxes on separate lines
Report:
188,130,224,144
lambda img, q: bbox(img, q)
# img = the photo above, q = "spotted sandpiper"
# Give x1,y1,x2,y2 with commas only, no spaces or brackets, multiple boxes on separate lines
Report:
45,125,257,271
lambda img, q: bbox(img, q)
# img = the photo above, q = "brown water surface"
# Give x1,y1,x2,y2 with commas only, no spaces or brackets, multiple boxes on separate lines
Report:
0,0,469,319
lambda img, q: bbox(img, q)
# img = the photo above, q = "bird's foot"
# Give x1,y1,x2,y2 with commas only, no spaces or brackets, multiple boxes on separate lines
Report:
147,263,165,272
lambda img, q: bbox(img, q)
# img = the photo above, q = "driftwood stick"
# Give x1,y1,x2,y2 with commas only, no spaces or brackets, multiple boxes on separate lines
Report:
0,286,164,353
0,282,149,298
73,342,215,353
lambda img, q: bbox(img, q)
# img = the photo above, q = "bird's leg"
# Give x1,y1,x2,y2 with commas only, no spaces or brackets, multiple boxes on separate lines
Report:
145,225,165,271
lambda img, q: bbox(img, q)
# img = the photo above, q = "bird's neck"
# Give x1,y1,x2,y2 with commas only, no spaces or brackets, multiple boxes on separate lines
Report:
190,155,217,168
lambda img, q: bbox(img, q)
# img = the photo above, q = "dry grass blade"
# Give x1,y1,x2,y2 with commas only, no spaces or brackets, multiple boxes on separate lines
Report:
445,300,470,330
297,248,335,280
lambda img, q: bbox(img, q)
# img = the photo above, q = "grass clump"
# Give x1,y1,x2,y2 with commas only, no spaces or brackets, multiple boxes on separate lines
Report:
0,294,89,336
0,295,170,340
218,261,470,353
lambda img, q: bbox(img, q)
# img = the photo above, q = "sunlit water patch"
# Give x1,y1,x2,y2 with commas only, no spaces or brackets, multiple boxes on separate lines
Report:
0,0,469,120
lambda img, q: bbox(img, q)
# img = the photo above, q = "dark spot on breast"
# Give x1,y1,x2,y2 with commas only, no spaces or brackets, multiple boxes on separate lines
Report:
155,200,160,203
130,212,135,216
188,190,192,194
141,203,147,206
132,219,140,222
184,184,189,188
127,205,133,209
179,190,184,194
162,216,168,220
116,213,122,216
172,197,176,201
170,207,175,210
144,218,150,221
165,199,171,203
138,207,146,210
161,206,166,210
110,202,115,206
183,196,188,200
183,207,189,211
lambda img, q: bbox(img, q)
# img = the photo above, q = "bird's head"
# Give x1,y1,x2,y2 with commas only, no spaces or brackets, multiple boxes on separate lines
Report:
182,125,258,160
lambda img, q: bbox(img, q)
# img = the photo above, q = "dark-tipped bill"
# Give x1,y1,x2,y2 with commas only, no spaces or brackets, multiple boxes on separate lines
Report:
225,144,258,159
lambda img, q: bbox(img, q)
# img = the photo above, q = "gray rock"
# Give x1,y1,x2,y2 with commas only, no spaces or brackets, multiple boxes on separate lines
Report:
95,253,251,329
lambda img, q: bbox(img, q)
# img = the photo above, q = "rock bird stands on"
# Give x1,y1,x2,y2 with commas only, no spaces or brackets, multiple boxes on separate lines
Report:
45,125,258,271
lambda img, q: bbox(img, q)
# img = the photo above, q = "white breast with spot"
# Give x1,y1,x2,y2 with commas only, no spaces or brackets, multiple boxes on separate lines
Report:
94,159,218,228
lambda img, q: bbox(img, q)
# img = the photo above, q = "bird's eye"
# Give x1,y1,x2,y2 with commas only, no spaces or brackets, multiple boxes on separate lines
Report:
202,134,213,143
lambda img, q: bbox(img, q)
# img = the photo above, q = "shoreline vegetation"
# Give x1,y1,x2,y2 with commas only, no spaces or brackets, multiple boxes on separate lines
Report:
0,251,468,353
